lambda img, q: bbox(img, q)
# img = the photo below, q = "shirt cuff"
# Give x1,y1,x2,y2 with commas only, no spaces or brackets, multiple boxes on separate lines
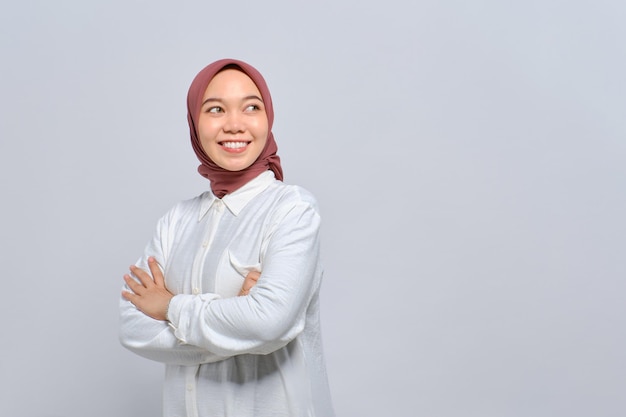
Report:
167,293,220,344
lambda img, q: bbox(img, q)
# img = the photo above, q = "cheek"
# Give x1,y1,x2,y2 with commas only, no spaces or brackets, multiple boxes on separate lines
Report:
198,120,218,141
253,118,269,139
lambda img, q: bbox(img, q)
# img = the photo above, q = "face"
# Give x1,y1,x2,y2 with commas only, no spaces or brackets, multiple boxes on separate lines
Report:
197,69,269,172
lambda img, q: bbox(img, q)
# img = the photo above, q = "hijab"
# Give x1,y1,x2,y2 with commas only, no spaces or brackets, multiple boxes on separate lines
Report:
187,58,284,198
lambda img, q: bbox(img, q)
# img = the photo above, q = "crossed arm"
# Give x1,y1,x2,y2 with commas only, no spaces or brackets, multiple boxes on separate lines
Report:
120,198,320,363
122,256,260,321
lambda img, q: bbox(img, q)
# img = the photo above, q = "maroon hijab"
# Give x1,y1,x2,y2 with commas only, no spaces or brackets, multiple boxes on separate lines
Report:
187,58,283,198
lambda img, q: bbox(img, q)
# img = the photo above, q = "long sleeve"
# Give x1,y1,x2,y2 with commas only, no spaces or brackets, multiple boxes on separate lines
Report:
166,199,322,357
118,177,335,417
119,210,228,365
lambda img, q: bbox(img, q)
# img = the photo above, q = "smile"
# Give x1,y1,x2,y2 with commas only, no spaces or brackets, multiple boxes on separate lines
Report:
220,141,250,149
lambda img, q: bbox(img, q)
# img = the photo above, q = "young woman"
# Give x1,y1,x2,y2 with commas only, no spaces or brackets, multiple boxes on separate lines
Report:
119,59,335,417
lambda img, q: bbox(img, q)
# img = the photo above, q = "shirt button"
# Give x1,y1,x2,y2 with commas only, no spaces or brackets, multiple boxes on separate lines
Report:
192,288,200,295
186,383,194,391
202,241,208,248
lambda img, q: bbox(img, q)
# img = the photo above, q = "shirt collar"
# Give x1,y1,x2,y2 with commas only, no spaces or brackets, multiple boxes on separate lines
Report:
198,170,275,220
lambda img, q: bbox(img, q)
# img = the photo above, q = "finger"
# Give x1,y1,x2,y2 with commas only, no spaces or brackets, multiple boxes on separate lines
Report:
241,271,260,291
148,257,165,288
245,271,260,282
241,281,255,292
130,265,153,288
240,282,252,294
121,289,138,305
237,271,261,296
124,274,144,294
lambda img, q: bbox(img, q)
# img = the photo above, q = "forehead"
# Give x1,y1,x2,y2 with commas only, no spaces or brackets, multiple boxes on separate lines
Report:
203,69,261,97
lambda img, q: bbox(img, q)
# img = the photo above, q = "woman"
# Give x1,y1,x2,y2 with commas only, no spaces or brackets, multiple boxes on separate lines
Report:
119,59,335,417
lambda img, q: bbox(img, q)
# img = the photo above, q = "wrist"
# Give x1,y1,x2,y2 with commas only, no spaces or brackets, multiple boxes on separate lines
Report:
164,296,173,322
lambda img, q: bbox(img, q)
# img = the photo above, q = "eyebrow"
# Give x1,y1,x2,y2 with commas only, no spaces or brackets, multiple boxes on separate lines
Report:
201,95,264,107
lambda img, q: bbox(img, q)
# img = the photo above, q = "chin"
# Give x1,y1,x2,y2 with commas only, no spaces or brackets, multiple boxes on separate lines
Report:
218,162,254,172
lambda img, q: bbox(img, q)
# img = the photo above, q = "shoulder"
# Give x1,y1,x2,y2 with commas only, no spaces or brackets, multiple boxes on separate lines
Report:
266,180,320,213
255,181,322,234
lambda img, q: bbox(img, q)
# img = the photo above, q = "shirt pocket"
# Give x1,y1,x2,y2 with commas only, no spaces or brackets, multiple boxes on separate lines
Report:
214,250,262,298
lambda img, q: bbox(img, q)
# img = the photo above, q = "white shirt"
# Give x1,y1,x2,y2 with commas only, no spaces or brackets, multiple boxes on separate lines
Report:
119,171,335,417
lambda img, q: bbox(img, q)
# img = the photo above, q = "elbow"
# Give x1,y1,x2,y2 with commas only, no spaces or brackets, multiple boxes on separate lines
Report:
246,304,307,351
260,317,305,344
118,325,141,352
246,319,305,355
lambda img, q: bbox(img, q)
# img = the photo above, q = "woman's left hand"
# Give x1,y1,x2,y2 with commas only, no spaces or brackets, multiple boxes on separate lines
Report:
238,270,260,296
122,257,174,321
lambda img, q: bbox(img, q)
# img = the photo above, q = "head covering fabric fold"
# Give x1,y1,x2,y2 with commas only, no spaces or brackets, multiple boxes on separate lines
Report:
187,58,283,198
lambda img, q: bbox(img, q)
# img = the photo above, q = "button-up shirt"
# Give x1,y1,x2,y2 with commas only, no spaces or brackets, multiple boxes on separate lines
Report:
119,171,334,417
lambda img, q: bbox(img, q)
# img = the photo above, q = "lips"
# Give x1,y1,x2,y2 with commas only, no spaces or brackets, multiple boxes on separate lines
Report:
219,140,251,153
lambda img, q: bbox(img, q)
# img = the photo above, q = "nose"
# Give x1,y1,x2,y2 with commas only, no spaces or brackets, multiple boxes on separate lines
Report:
223,111,245,133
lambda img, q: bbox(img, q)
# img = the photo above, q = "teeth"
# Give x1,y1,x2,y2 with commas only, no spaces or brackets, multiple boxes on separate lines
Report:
222,141,248,149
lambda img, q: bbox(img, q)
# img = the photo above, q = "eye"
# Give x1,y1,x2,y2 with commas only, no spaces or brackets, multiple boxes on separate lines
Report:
206,106,223,114
244,104,261,112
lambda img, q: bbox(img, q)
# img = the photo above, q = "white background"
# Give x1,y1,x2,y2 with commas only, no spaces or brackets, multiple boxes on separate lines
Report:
1,1,625,416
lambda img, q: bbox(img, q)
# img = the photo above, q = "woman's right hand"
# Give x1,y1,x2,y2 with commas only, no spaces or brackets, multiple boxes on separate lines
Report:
238,271,260,296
